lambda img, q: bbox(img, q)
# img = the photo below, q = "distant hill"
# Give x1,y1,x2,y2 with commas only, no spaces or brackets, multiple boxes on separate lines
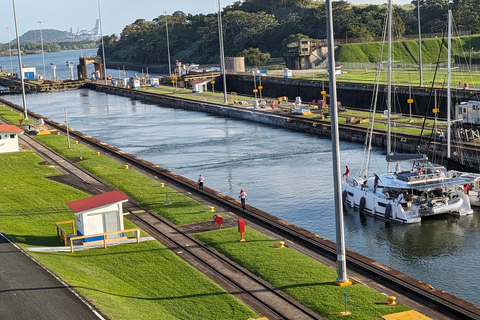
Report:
18,29,70,44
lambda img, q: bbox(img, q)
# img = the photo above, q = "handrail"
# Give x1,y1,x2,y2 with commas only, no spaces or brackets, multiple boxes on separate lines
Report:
55,220,76,246
68,228,140,253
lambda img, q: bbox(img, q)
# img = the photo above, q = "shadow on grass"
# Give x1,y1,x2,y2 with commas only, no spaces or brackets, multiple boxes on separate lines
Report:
30,245,173,258
0,284,232,301
5,233,69,247
0,206,72,217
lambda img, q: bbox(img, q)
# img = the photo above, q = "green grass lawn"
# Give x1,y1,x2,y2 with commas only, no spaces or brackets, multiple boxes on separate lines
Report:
196,227,410,319
0,104,416,319
0,150,257,320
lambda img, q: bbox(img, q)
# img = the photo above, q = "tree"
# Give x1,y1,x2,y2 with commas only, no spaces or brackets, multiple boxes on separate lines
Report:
238,47,270,66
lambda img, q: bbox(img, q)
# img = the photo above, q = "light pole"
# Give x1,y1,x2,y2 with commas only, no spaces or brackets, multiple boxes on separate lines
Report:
97,0,107,84
217,0,228,103
12,0,28,119
417,0,423,86
6,27,13,74
164,11,172,76
38,21,46,81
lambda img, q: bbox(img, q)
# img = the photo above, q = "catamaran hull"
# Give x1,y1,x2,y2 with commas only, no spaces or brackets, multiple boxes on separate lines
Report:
342,184,421,224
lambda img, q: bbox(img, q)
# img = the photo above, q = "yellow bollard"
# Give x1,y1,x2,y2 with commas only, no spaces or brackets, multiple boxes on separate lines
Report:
97,152,101,156
209,206,215,212
57,132,60,135
75,140,78,144
387,296,397,305
278,241,286,248
160,183,165,187
124,164,129,169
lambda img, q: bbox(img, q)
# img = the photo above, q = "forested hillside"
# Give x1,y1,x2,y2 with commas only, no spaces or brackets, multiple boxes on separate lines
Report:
100,0,480,66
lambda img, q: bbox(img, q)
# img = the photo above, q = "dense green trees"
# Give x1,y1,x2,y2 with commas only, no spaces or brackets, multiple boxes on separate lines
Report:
95,0,480,65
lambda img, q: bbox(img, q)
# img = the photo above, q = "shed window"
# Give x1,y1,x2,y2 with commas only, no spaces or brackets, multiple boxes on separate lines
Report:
10,134,15,139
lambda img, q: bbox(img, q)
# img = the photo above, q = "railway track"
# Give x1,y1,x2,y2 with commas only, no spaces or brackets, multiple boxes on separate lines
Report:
15,121,323,320
4,97,480,319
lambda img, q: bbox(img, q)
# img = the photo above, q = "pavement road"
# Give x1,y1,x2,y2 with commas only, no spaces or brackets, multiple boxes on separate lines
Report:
0,233,104,320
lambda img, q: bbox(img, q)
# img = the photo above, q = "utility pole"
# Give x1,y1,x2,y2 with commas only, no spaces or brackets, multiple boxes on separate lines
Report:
165,11,172,76
6,27,13,74
12,0,28,119
38,21,46,81
217,0,228,103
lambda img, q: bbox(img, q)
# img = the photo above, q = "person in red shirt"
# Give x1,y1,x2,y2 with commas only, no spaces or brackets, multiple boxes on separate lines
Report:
344,165,350,177
238,188,248,210
198,174,205,191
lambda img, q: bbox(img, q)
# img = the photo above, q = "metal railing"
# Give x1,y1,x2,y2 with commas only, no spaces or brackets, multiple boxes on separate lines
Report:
68,228,141,253
55,220,76,246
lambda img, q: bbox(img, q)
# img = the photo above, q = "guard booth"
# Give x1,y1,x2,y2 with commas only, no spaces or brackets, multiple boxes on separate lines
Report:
0,125,23,153
191,79,209,93
66,190,129,243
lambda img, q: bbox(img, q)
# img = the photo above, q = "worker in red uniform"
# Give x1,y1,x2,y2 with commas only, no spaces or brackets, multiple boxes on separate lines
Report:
344,165,350,177
198,174,205,191
238,188,248,210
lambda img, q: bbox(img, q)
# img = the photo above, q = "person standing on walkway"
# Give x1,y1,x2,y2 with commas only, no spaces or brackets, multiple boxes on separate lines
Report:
198,174,205,191
238,188,248,210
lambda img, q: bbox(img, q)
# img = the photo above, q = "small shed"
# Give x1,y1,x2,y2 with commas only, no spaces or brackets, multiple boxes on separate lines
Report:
191,79,210,93
66,190,129,243
20,66,36,80
0,125,23,154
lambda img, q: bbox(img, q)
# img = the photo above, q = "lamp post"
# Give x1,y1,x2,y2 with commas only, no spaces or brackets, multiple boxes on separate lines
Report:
97,0,107,84
217,0,228,103
6,27,13,74
12,0,27,119
164,11,172,76
38,21,46,81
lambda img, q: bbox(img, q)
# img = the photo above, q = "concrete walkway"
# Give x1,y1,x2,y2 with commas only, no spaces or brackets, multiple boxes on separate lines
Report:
0,233,104,320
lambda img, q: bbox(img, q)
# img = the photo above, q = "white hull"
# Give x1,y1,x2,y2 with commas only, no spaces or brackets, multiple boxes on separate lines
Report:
342,168,473,224
343,181,421,223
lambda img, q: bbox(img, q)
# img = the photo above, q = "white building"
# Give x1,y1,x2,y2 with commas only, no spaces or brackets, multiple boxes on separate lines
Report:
66,190,129,243
0,125,23,153
191,79,210,93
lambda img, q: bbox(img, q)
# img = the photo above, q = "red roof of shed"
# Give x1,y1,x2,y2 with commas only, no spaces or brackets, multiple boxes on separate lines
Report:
66,190,129,213
0,125,23,133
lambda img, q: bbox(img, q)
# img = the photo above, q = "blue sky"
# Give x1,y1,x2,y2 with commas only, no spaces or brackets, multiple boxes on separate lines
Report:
1,0,410,44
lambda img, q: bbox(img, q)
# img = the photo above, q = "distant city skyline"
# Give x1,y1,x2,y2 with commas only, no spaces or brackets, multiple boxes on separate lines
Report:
1,0,411,44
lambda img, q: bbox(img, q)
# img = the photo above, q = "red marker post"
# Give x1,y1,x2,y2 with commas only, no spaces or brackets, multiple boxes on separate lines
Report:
238,219,245,242
213,214,223,229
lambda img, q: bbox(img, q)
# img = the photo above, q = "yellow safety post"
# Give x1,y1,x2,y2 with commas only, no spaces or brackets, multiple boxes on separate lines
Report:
97,152,101,156
160,183,165,187
387,296,397,305
209,206,215,212
278,241,286,248
124,164,129,169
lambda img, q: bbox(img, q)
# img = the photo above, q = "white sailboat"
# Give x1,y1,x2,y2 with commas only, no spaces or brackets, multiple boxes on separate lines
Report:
341,7,475,223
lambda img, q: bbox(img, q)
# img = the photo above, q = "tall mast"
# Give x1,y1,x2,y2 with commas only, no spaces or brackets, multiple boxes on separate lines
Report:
417,0,423,86
387,0,393,172
447,10,452,158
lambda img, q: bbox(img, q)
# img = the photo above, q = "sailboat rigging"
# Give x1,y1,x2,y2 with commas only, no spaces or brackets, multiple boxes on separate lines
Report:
341,6,476,223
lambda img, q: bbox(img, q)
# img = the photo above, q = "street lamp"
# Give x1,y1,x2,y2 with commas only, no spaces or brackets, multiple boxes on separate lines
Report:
6,27,13,75
97,0,107,84
164,11,172,76
12,0,28,119
217,0,228,103
38,21,46,81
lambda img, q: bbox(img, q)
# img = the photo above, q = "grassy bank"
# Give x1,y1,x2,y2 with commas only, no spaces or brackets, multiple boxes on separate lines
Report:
0,105,413,319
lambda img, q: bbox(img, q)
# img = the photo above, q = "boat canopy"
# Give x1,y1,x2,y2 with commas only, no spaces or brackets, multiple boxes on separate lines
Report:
386,154,426,163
